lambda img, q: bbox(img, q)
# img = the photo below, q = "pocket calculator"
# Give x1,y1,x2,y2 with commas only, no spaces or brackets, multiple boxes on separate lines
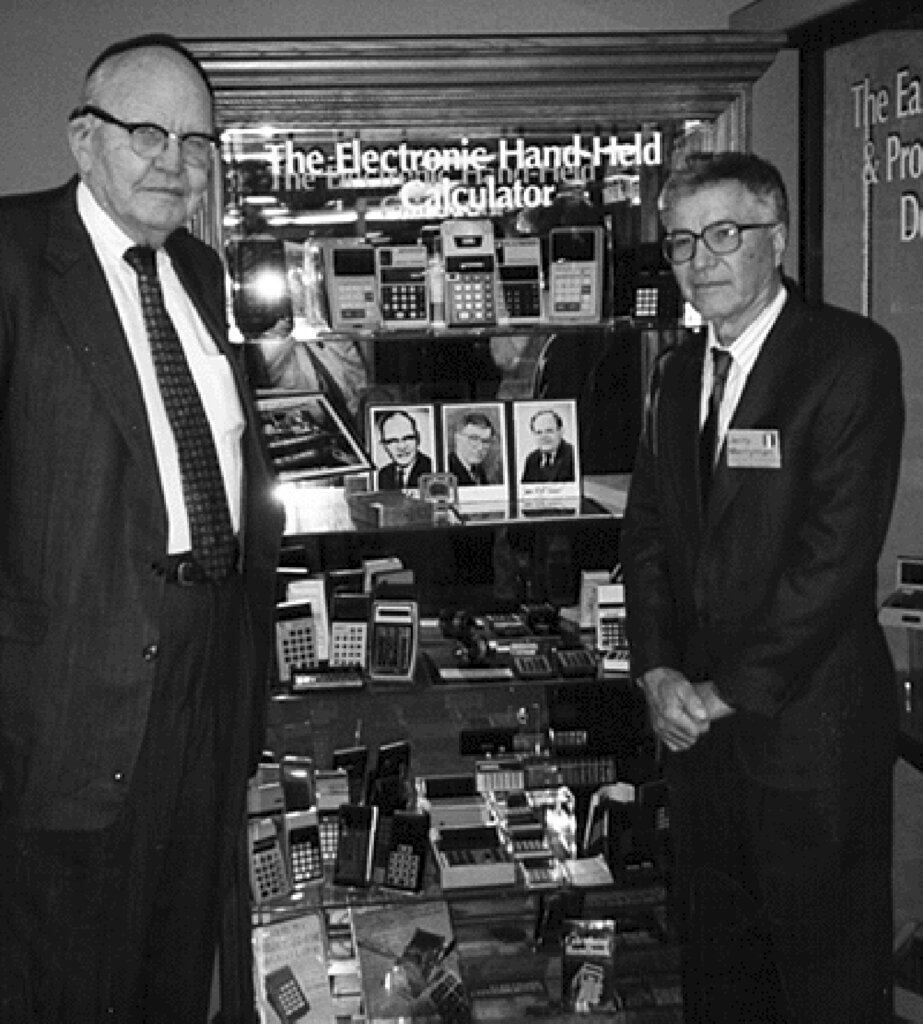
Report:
265,965,310,1023
318,809,341,864
595,583,630,672
382,809,429,891
548,225,604,323
248,816,292,903
496,237,543,324
376,245,430,328
322,240,379,331
441,219,497,327
285,809,323,884
330,619,368,669
275,600,318,684
368,597,418,683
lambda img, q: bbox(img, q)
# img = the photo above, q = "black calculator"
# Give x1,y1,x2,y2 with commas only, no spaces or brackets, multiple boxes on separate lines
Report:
265,965,310,1022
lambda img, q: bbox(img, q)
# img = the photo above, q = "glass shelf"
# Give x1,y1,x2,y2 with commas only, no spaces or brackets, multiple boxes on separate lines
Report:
279,473,629,537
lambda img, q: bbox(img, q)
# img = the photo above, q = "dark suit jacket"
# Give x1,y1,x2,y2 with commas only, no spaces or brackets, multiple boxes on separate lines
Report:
0,178,284,831
521,438,576,483
448,451,491,487
377,452,432,490
621,288,904,790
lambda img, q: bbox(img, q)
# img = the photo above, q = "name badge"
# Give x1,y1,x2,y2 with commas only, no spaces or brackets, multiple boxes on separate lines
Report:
726,428,781,469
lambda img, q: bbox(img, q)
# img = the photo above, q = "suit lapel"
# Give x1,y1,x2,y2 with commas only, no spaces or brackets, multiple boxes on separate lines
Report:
706,294,803,526
44,184,157,474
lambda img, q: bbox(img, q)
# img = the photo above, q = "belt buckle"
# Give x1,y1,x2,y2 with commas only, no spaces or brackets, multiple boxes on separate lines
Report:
175,559,201,586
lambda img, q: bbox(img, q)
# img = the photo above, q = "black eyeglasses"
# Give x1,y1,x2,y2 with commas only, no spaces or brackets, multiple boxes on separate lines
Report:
70,104,218,169
662,220,779,265
382,434,416,446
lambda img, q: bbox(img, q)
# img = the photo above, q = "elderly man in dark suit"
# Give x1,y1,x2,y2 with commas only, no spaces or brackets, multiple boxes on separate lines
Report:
621,152,903,1024
0,35,283,1023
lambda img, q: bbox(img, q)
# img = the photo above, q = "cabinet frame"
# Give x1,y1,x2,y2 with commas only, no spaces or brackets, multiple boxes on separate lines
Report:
194,31,785,1022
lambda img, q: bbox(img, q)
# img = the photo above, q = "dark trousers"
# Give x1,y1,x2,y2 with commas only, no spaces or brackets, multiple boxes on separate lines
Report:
0,575,249,1024
667,724,893,1024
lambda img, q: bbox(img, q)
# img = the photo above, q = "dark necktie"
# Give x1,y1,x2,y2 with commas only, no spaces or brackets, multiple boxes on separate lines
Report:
700,347,733,506
124,245,237,580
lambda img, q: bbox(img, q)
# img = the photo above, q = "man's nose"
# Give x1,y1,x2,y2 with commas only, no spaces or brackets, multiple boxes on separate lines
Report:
153,137,184,172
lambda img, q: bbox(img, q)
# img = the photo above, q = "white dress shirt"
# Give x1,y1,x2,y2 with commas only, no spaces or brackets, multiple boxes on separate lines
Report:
700,286,788,451
77,182,244,553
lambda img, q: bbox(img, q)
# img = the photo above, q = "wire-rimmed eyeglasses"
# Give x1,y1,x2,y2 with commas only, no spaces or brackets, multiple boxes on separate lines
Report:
69,104,218,169
662,220,779,265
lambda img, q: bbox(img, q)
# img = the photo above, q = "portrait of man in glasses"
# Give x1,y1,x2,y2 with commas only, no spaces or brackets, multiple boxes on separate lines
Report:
445,407,504,487
373,407,434,491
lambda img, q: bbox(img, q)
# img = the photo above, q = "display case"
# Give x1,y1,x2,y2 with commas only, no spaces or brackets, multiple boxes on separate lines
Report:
190,33,785,1023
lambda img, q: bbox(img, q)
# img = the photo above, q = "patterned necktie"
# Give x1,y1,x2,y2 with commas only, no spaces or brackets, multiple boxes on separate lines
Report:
700,347,733,507
124,245,237,580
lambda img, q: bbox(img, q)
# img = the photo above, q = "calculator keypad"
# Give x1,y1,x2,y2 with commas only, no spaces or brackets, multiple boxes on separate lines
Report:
445,273,496,326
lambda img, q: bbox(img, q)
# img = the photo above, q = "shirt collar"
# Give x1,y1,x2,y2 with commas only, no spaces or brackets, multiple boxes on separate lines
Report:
77,181,138,259
707,284,787,375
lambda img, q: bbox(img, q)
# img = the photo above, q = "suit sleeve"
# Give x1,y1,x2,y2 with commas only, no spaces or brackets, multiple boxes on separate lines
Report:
620,355,685,676
715,325,904,716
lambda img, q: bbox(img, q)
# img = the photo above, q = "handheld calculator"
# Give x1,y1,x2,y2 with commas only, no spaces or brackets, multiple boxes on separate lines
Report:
549,226,604,323
285,809,323,884
376,245,430,327
248,816,292,903
496,237,543,324
382,809,429,891
441,219,497,327
595,583,629,671
275,600,318,684
368,598,418,683
265,965,310,1023
323,241,379,331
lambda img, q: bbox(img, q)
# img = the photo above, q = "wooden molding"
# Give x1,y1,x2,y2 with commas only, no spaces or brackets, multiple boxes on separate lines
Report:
190,33,785,136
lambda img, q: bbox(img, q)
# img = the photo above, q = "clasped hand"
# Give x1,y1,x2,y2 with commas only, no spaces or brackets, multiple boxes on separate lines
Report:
638,667,733,752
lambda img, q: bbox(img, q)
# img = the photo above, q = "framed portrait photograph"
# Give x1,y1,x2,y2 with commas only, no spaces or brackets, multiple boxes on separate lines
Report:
256,390,371,482
513,399,582,506
441,401,508,504
366,404,437,492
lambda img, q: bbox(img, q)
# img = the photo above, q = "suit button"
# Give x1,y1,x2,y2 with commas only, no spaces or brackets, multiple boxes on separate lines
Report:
113,771,126,784
142,643,159,661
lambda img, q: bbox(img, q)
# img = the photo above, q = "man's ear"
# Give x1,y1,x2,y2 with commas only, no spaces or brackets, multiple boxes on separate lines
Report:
68,113,95,173
771,222,788,268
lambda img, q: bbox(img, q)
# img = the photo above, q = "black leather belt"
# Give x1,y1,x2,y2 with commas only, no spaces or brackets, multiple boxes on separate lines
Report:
156,546,239,586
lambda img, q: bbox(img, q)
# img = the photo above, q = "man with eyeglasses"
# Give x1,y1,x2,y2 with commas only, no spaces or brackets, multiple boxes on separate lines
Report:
621,152,903,1023
449,411,497,487
376,409,433,491
0,35,284,1023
